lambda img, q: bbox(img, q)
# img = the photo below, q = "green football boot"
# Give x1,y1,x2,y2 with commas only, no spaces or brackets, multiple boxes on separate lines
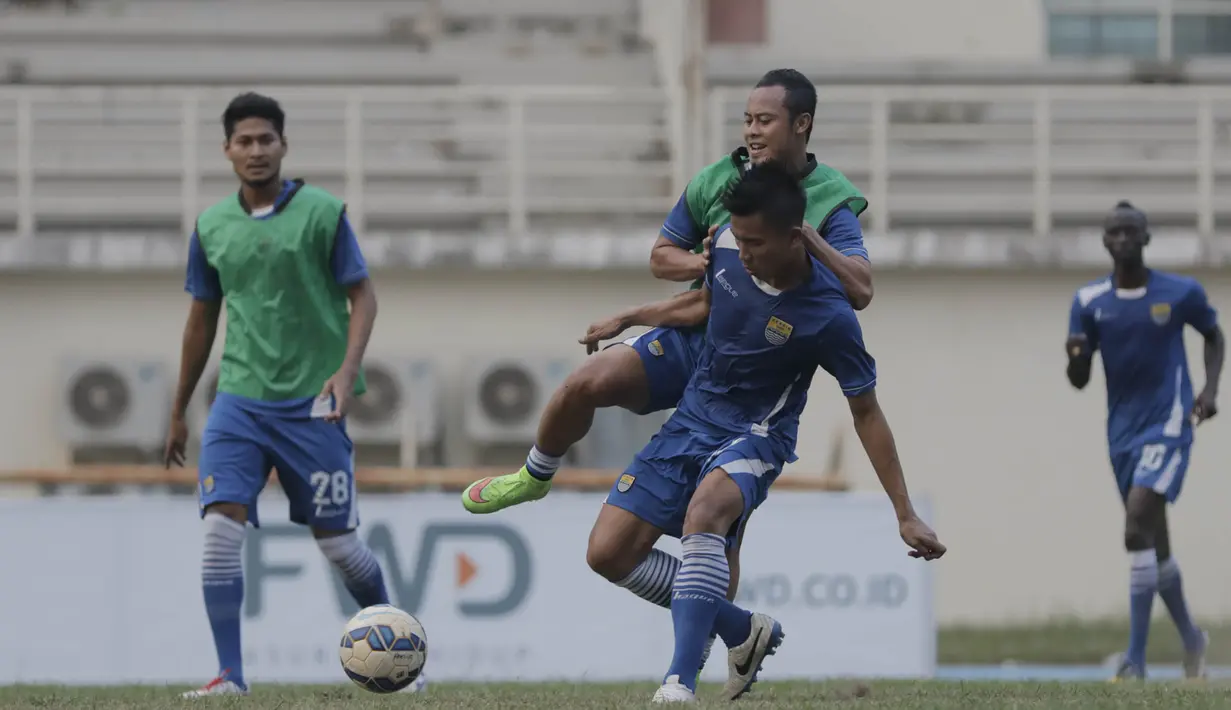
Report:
461,466,552,514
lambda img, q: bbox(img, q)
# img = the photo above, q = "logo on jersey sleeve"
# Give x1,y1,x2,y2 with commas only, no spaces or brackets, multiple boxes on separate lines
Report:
1150,303,1172,325
764,316,794,345
617,474,636,492
648,340,664,357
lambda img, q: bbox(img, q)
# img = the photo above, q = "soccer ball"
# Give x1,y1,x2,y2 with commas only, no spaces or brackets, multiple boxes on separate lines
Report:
338,604,428,693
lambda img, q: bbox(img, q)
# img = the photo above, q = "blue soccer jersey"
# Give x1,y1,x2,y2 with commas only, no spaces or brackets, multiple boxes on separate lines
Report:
676,226,878,452
1069,270,1218,501
606,225,877,541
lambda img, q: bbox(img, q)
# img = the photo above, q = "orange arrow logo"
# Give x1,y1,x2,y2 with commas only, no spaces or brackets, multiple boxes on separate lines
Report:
456,552,477,588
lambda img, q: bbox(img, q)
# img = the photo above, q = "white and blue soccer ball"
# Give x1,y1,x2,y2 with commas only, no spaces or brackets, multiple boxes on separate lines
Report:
339,604,428,693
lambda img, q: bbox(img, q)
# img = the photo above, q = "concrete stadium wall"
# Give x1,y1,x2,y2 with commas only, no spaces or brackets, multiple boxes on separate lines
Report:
2,267,1230,624
767,0,1045,62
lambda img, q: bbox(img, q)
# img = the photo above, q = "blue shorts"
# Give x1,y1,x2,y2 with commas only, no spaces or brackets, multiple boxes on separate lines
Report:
605,417,787,547
198,392,357,530
1110,441,1190,503
618,326,706,414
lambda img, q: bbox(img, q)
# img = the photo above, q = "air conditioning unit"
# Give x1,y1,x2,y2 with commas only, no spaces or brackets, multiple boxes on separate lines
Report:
464,357,572,444
60,357,170,450
349,358,441,448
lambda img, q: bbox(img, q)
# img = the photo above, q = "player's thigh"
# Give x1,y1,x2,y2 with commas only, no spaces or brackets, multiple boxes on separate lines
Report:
1126,442,1190,504
602,422,699,543
265,416,358,532
198,396,272,527
612,326,698,415
688,437,783,543
586,502,666,581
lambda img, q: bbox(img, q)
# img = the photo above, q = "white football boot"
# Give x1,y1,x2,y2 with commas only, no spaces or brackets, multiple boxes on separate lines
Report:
724,612,785,700
652,675,698,703
181,674,250,698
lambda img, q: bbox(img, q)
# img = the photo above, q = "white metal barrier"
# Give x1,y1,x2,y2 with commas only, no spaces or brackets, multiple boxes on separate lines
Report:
2,84,1231,244
711,85,1231,241
0,85,676,239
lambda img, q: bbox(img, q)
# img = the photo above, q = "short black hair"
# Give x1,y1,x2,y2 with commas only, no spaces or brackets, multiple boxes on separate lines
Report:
222,92,285,140
1105,199,1149,233
755,68,817,141
722,160,806,234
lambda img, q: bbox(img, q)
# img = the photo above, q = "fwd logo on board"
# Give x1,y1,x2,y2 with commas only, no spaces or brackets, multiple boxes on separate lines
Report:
243,521,533,619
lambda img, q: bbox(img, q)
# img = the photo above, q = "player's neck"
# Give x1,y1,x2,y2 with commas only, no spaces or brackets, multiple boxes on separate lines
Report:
783,152,810,177
766,249,812,291
1113,261,1149,289
240,178,283,211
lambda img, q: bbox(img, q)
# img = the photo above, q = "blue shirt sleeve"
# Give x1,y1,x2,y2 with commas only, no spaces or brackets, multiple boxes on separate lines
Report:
331,213,370,286
819,206,869,260
1180,280,1219,336
815,310,878,397
184,231,222,301
1068,295,1099,352
660,189,705,250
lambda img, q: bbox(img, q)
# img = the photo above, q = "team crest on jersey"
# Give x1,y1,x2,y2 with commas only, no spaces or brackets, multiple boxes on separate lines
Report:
1150,303,1172,325
764,316,794,346
648,339,664,357
201,475,215,494
617,474,635,493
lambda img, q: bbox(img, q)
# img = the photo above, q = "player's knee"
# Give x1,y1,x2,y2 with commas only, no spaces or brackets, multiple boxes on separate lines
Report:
564,349,643,410
585,534,637,583
683,485,743,536
1123,521,1155,552
205,502,248,526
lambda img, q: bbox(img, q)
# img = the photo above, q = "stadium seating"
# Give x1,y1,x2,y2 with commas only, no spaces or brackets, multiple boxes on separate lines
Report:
0,0,1226,240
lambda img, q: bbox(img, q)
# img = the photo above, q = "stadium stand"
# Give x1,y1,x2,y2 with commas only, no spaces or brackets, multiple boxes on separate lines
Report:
0,0,1226,248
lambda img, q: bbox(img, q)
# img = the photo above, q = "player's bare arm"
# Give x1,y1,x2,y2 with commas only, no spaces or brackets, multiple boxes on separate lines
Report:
1066,333,1094,390
1193,323,1224,424
801,222,872,310
649,234,709,282
579,287,712,354
847,389,946,560
165,298,222,467
320,277,378,422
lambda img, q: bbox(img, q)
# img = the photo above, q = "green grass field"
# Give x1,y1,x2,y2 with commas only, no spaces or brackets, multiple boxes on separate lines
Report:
5,619,1230,708
938,618,1231,664
2,682,1230,710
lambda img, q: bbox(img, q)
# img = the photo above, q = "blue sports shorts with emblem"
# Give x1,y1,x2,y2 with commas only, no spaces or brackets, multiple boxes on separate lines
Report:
1110,441,1190,503
197,392,358,529
605,415,787,548
616,326,707,415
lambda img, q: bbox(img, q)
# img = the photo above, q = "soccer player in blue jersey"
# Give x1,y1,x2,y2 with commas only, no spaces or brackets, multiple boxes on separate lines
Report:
577,162,944,703
1066,200,1224,681
461,69,873,675
164,93,392,697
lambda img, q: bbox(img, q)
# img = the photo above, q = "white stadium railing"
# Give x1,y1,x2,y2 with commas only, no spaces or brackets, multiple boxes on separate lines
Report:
2,84,1231,246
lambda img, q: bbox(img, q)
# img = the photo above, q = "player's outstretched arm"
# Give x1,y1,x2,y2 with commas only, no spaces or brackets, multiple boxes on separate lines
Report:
578,288,711,354
800,219,872,310
650,235,708,282
848,390,945,560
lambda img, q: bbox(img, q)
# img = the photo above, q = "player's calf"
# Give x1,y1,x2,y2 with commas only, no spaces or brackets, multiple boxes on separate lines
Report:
461,343,652,514
315,529,389,608
189,504,249,697
1121,488,1163,676
658,471,762,695
533,346,651,463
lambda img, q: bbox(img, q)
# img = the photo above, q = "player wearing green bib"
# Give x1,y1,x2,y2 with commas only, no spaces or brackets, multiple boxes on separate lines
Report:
165,93,390,698
460,69,874,679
